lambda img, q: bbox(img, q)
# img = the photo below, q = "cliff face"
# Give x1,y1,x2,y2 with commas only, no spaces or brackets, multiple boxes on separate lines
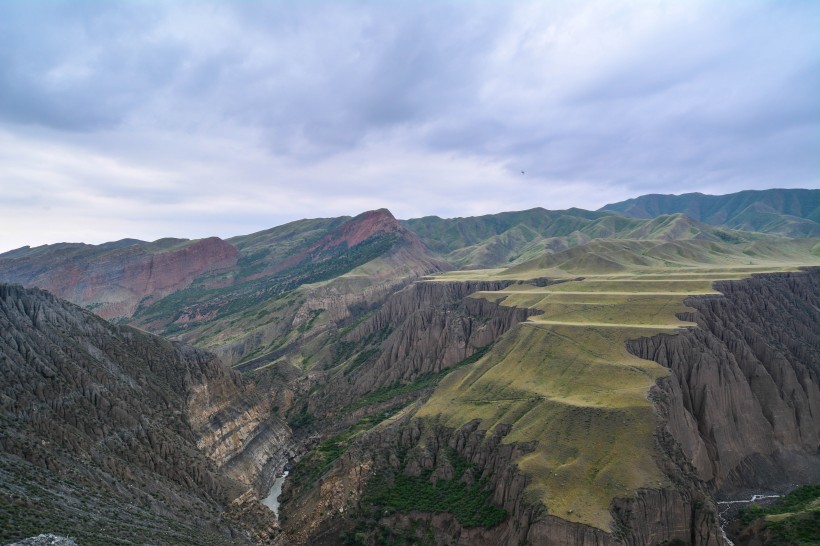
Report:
626,268,820,493
0,283,287,544
279,417,635,546
280,269,820,546
185,352,297,494
307,280,541,418
0,237,238,320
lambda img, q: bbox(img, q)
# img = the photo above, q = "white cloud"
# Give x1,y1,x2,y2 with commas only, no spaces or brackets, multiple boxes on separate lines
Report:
0,0,817,252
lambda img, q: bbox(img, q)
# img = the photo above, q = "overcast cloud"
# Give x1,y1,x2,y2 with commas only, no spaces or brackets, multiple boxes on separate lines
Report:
0,0,817,251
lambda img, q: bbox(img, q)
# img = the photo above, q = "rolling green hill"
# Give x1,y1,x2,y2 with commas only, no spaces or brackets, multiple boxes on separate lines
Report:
416,242,820,531
402,208,764,269
600,188,820,237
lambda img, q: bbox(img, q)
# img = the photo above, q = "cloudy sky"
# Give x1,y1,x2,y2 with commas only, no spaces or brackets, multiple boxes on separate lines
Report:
0,0,817,252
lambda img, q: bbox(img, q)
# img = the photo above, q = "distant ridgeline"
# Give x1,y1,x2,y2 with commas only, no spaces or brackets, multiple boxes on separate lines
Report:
0,188,819,545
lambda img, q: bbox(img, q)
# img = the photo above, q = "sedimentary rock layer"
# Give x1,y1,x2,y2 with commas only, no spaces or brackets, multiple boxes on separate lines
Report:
0,283,288,544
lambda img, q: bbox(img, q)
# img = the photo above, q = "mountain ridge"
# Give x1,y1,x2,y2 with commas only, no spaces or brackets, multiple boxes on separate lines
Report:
600,188,820,237
2,191,819,545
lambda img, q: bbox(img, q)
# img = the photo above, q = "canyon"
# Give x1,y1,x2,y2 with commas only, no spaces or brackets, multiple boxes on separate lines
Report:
1,189,818,545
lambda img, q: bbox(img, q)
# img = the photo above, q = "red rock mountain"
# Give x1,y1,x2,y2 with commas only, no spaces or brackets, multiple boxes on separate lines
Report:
0,237,238,319
309,209,407,252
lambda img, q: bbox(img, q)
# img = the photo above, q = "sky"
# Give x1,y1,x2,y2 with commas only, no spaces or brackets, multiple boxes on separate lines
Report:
0,0,818,252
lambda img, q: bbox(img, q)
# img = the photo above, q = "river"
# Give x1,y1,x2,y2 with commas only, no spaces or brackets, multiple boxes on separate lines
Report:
261,471,289,517
716,493,781,546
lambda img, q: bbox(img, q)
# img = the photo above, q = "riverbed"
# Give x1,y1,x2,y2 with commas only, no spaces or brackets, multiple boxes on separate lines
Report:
716,493,781,545
261,471,289,517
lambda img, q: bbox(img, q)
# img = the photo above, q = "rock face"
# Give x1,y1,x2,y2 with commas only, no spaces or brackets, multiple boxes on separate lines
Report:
627,268,820,492
0,283,287,544
307,280,541,417
310,209,408,253
280,270,820,546
278,417,625,546
0,237,238,320
186,354,297,494
285,411,723,546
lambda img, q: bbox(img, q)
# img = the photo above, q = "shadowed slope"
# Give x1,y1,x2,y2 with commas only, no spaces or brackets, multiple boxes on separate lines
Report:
0,284,285,545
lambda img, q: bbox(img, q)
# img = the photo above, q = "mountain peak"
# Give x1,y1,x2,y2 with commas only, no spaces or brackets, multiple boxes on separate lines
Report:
311,208,403,252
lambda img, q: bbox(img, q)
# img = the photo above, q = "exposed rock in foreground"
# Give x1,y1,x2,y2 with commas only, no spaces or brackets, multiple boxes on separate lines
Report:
628,268,820,493
7,534,79,546
0,284,289,545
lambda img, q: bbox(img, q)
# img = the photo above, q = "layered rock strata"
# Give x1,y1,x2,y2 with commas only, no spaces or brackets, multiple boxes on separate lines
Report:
309,280,542,418
627,268,820,492
0,283,288,544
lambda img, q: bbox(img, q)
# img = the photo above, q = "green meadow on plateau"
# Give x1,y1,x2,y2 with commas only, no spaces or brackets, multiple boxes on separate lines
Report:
1,189,819,545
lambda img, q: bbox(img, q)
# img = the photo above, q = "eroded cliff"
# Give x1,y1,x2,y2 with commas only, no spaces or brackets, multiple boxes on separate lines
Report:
627,268,820,493
0,283,288,544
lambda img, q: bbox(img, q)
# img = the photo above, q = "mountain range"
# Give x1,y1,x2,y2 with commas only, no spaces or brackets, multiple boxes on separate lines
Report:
601,188,820,237
1,188,818,546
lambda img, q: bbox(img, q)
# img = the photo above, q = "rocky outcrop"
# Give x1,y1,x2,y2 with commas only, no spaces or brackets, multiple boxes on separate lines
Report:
286,269,808,545
611,488,721,546
627,268,820,493
185,352,297,494
8,535,79,546
310,209,407,253
0,283,284,544
307,281,541,416
0,237,238,320
279,417,623,546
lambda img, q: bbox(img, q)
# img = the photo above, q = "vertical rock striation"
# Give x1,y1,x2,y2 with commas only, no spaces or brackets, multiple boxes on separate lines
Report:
626,268,820,492
0,283,289,544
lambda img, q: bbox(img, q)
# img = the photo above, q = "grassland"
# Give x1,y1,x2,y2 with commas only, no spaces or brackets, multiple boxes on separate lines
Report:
415,240,820,530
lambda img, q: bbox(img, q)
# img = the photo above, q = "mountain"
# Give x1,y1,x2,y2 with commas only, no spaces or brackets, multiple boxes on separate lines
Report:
600,188,820,237
0,237,238,320
272,263,820,545
0,284,291,545
402,207,765,268
0,209,447,366
2,200,820,545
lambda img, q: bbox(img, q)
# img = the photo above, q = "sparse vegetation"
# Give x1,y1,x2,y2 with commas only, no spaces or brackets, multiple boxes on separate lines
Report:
361,448,506,529
346,344,493,411
737,485,820,545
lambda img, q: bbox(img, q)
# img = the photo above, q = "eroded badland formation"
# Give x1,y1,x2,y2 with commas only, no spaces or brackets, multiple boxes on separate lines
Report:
1,189,819,545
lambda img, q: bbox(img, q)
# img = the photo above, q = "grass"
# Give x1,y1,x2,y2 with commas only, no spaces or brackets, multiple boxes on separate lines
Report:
738,485,820,545
288,409,406,490
362,448,507,529
426,238,820,281
415,250,820,530
417,322,670,529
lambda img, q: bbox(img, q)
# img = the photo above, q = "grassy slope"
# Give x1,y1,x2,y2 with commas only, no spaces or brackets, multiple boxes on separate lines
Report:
415,240,820,530
600,189,820,236
403,207,768,269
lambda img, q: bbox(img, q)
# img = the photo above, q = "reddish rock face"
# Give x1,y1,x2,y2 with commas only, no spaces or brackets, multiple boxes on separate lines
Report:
309,209,405,253
0,237,238,319
239,209,422,282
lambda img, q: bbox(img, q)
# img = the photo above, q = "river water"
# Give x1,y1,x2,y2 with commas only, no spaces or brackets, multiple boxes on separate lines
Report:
261,471,289,517
716,493,781,546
